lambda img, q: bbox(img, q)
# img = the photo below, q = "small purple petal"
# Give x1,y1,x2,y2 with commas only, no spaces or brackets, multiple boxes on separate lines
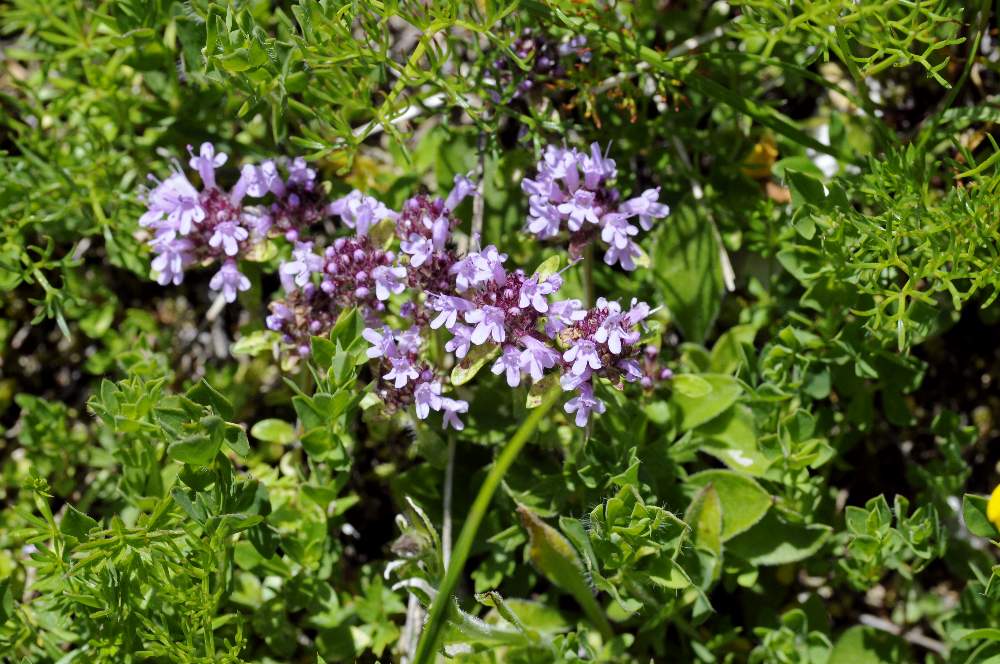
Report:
491,346,523,387
208,259,250,303
444,174,476,211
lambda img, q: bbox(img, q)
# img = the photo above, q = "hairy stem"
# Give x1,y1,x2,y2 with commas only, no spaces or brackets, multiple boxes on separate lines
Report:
412,386,563,664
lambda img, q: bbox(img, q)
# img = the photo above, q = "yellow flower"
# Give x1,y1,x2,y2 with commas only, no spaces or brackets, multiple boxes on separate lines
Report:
988,485,1000,530
740,135,778,180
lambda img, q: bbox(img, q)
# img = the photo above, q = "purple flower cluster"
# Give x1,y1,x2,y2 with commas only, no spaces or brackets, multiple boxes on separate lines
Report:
373,245,653,427
139,143,328,303
265,175,478,429
265,235,398,354
522,143,670,270
267,145,662,429
432,248,567,382
266,176,475,346
366,236,654,428
259,157,327,238
638,345,675,390
362,326,469,430
556,298,653,426
489,29,591,102
395,177,474,297
146,141,669,432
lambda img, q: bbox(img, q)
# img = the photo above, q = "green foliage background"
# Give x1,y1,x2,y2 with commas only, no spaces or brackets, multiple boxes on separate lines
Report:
2,0,1000,662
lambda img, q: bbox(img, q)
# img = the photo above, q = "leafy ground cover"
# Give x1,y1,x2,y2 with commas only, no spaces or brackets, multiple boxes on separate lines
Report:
3,1,1000,662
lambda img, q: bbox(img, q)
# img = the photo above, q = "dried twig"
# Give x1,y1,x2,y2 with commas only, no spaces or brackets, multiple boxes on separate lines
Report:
859,614,948,657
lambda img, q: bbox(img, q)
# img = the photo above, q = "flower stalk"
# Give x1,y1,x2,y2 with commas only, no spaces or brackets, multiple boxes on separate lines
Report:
412,384,563,664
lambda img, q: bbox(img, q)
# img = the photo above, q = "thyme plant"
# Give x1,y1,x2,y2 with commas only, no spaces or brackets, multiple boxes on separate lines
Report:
3,1,1000,663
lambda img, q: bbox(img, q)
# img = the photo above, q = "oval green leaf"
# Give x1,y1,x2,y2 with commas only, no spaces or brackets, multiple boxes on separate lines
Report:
687,470,771,541
251,418,296,445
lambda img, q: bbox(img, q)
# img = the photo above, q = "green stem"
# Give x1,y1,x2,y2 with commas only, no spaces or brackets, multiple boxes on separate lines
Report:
442,434,456,569
915,0,989,153
412,386,563,664
521,0,855,164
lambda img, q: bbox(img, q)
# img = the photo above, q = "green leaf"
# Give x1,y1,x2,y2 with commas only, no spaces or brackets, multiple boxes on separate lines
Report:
217,47,255,72
329,308,362,349
487,598,570,634
786,170,828,209
476,591,526,632
685,484,723,555
697,405,770,476
776,248,820,283
652,205,723,343
186,380,233,420
517,505,612,639
60,505,98,541
673,374,712,398
772,156,825,180
224,423,251,456
963,494,996,538
956,628,1000,642
558,516,599,573
0,579,13,624
178,465,216,491
828,626,908,664
167,434,223,466
402,497,441,562
451,344,500,386
244,238,278,262
526,372,559,408
311,336,337,369
671,373,743,430
172,488,207,523
709,324,757,375
301,430,348,466
251,418,296,445
231,330,279,357
79,300,115,338
687,470,771,541
727,511,832,566
292,393,326,430
532,255,561,280
443,599,533,648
